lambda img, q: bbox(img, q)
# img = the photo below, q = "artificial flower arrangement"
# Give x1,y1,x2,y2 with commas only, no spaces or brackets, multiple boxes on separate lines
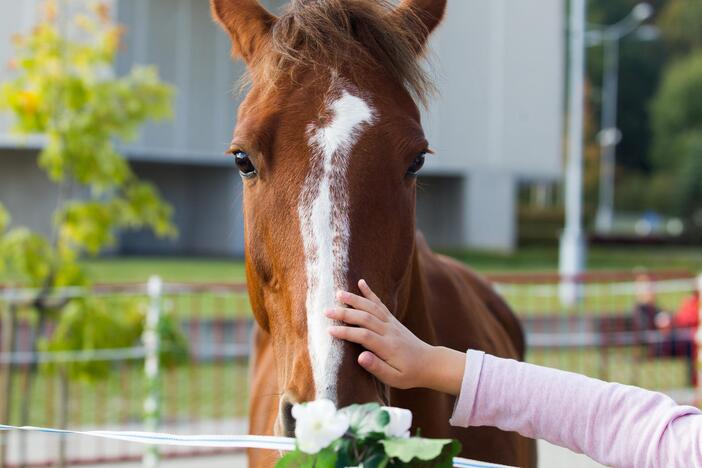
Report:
277,399,461,467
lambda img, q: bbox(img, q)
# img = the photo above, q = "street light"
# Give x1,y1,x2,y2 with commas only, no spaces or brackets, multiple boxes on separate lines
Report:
590,3,658,234
559,0,587,306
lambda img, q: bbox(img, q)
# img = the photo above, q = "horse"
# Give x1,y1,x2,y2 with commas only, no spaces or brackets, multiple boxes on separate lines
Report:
210,1,537,466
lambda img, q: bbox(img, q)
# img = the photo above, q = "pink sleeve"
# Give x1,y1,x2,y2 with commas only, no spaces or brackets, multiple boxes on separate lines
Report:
450,350,702,468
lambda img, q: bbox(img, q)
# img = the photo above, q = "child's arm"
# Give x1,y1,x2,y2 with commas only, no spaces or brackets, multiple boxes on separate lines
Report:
328,280,702,468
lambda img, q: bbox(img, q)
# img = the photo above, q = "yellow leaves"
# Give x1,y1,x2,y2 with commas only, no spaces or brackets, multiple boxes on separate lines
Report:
103,25,125,56
42,0,58,22
16,89,40,115
58,201,116,255
0,0,176,279
0,228,54,287
75,14,94,33
94,2,112,24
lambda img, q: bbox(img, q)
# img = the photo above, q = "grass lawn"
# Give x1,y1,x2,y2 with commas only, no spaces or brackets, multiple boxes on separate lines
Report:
444,245,702,273
75,246,702,285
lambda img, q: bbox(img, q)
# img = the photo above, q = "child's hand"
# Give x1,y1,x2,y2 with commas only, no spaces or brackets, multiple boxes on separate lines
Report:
327,279,465,396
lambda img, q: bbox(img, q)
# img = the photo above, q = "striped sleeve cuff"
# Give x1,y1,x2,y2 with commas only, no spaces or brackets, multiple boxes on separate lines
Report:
449,349,485,428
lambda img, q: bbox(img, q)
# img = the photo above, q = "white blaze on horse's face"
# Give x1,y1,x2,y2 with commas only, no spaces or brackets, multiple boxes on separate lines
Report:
298,84,376,401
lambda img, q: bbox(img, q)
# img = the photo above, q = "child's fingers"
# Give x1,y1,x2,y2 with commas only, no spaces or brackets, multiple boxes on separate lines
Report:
358,351,402,386
358,280,383,308
337,290,386,320
329,325,385,356
325,308,385,335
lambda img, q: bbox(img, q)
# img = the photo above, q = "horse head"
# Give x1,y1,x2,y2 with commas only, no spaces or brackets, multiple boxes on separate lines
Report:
211,0,447,436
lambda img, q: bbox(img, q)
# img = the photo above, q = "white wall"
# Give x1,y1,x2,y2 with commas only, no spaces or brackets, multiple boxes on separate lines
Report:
423,0,564,179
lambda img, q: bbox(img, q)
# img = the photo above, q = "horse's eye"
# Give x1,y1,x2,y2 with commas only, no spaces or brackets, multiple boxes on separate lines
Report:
234,151,257,178
407,152,426,176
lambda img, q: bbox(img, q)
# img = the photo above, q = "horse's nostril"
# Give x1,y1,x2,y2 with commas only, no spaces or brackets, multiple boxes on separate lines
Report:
281,399,296,437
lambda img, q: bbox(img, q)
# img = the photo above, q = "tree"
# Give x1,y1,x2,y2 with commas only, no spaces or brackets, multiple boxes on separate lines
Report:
587,0,668,174
649,0,702,223
658,0,702,52
0,2,182,465
650,53,702,218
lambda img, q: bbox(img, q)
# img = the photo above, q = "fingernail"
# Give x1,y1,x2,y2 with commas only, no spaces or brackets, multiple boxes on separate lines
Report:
324,310,334,317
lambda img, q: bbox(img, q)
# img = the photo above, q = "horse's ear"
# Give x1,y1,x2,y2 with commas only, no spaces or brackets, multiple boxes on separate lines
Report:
395,0,447,47
210,0,276,64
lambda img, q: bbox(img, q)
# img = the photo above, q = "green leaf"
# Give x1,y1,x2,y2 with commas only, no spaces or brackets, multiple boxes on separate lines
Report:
316,447,338,467
404,440,462,468
361,443,390,468
380,437,458,463
341,403,389,439
276,450,315,468
275,447,337,468
0,203,9,233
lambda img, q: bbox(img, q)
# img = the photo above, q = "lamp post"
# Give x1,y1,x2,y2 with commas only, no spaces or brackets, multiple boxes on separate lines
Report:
590,3,658,234
559,0,587,306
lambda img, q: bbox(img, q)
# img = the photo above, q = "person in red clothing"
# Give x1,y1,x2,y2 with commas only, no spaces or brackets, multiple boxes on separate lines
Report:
674,291,700,328
655,290,699,385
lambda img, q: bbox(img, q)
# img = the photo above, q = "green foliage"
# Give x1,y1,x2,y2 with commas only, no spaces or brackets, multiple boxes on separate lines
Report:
38,297,190,381
342,403,391,439
0,228,55,286
381,438,461,467
39,297,143,380
0,1,180,383
650,52,702,217
586,0,667,174
277,447,337,468
0,203,9,234
157,312,190,368
0,1,176,280
651,53,702,166
659,0,702,52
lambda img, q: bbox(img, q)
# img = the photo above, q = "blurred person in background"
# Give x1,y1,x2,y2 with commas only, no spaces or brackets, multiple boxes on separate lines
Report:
655,289,699,385
632,271,661,332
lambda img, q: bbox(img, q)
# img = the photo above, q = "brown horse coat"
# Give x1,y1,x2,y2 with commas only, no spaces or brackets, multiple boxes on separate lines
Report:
210,1,537,466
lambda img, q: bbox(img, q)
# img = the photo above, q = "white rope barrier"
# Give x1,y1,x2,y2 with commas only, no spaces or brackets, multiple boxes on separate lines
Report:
0,424,512,468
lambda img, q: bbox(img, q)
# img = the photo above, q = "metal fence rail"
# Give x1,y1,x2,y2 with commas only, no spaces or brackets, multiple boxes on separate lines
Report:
0,271,699,466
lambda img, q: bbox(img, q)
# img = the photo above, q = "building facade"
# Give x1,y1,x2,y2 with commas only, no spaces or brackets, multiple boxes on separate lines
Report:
0,0,563,255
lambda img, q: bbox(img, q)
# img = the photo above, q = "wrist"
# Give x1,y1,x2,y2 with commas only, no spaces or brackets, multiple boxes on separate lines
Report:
421,346,466,396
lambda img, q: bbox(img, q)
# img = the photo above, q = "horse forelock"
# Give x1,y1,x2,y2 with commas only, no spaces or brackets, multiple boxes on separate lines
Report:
247,0,435,106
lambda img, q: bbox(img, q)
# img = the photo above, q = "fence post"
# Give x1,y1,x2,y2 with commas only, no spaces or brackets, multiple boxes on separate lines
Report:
143,276,162,468
697,274,702,408
0,291,17,468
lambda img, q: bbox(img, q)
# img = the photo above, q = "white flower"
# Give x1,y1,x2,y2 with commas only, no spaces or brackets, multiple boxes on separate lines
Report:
381,406,412,438
292,399,350,454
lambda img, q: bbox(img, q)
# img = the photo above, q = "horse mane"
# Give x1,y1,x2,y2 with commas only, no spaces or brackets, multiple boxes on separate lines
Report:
250,0,436,105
